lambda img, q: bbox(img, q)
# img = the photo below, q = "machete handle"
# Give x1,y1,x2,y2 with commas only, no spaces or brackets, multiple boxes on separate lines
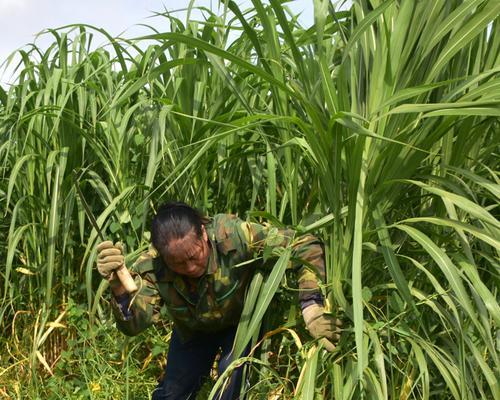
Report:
115,264,138,293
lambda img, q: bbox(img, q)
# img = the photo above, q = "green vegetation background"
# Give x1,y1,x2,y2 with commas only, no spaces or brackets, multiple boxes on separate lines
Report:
0,0,499,398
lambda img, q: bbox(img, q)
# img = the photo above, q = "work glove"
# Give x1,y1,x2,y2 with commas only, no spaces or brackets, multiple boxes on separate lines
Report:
302,303,342,352
96,241,125,280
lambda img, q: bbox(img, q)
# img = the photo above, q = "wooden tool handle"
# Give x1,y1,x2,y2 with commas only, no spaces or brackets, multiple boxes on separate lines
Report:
115,264,138,293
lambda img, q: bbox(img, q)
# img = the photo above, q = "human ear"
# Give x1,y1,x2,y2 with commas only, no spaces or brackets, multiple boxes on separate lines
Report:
201,225,208,243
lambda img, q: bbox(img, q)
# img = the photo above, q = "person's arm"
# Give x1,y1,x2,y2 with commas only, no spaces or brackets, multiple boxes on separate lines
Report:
237,220,325,301
237,218,342,350
97,242,161,336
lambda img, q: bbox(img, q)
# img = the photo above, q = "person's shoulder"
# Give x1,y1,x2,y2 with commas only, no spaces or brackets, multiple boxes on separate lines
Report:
212,213,246,233
213,213,240,221
211,214,247,250
133,248,159,274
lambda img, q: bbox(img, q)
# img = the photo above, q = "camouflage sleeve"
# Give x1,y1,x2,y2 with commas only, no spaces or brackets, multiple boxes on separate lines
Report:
238,219,326,302
110,252,162,336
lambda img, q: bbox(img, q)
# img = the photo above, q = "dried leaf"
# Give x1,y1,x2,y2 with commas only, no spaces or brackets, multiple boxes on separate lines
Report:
16,267,35,275
47,322,66,329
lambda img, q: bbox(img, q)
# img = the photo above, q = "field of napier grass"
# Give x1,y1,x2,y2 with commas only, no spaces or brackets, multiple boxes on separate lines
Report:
0,0,499,398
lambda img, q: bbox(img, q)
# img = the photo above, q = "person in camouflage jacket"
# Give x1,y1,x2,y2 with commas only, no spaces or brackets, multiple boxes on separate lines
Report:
96,202,341,400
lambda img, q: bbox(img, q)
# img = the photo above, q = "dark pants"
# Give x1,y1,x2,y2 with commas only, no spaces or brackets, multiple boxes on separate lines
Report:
151,326,245,400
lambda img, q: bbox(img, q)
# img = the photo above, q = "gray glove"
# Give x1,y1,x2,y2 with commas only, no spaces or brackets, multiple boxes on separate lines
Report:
302,303,342,352
96,241,124,280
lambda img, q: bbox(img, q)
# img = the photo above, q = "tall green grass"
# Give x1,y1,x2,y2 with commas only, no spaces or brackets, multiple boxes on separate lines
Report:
0,0,498,398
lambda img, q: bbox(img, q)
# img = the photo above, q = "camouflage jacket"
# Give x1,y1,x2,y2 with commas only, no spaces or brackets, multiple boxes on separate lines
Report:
111,214,326,341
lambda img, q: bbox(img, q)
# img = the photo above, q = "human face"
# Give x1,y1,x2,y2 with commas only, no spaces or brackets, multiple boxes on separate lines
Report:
162,227,210,278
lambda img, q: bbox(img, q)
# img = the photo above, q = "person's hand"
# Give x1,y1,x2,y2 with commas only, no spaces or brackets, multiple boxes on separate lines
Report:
96,241,125,280
302,303,342,352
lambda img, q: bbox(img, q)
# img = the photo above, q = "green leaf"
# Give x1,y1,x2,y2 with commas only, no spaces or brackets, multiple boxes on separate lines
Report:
231,249,291,359
395,224,478,328
109,222,121,234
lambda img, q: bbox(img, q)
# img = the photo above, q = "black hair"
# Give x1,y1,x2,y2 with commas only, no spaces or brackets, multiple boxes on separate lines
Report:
151,201,208,253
